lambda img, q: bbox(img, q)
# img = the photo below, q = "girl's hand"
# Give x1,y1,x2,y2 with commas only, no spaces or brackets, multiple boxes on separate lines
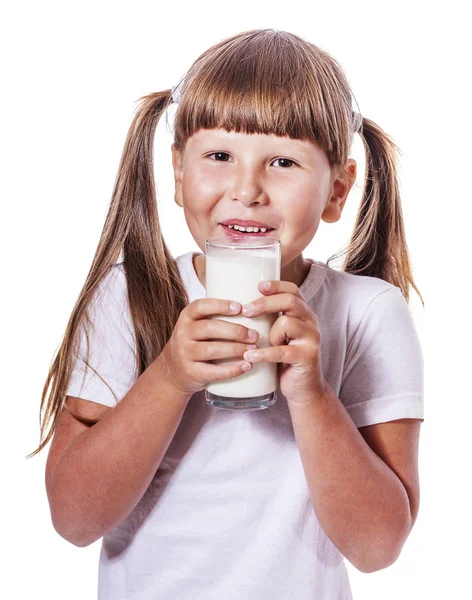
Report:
159,298,256,396
241,280,327,404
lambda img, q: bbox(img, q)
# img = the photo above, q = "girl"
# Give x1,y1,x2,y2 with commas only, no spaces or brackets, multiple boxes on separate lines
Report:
30,28,424,600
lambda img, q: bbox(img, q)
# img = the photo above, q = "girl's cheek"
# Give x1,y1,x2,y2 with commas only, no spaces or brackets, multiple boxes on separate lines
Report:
189,173,225,198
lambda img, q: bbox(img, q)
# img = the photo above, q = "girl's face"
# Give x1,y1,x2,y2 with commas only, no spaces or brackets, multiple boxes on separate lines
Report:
172,128,356,284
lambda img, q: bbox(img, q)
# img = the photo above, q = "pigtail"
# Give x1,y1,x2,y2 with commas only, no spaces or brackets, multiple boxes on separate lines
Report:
336,117,424,307
112,91,189,373
27,90,189,457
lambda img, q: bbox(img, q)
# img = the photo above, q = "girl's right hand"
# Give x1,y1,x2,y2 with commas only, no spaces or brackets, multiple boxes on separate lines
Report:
159,298,257,397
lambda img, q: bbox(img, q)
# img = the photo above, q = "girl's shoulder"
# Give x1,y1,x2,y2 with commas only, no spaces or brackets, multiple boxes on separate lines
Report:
87,262,129,318
304,258,398,305
326,262,395,295
99,262,128,295
304,259,408,326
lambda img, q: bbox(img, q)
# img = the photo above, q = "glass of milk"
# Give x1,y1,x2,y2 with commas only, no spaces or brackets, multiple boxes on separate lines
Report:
204,236,281,410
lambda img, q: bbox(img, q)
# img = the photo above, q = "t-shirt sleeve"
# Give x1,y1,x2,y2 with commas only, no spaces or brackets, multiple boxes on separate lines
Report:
66,265,138,407
339,286,424,428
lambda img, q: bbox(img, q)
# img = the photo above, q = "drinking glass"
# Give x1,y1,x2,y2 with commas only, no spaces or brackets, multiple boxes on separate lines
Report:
204,236,281,410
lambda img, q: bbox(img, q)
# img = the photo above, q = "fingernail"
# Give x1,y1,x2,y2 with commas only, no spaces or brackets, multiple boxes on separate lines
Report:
259,281,271,291
242,302,255,316
246,344,258,350
247,329,258,342
244,350,260,361
230,301,241,313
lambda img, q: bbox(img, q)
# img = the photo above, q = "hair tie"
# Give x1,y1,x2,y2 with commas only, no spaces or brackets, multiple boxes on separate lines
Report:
171,81,183,104
352,110,363,133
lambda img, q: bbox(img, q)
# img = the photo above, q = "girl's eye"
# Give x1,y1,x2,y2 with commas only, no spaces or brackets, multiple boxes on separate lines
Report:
208,152,231,161
207,153,296,168
273,158,295,168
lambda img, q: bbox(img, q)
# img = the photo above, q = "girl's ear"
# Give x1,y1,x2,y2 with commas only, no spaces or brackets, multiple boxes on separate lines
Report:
321,159,357,223
171,144,184,208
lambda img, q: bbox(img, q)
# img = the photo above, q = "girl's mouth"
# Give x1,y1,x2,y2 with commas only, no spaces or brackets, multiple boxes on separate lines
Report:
219,224,276,238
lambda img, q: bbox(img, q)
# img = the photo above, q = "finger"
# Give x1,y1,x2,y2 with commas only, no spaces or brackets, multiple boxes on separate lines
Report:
242,292,314,322
188,340,258,362
243,315,320,363
192,318,259,343
186,298,241,321
258,279,304,298
198,359,253,381
268,314,313,346
242,343,305,365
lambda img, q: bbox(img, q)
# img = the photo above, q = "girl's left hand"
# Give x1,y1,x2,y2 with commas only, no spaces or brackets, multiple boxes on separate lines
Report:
241,280,327,405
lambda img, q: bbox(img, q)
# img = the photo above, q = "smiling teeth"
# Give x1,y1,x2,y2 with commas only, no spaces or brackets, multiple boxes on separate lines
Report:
228,225,268,232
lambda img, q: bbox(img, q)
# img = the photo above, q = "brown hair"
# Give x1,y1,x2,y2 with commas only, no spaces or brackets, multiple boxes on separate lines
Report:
27,28,423,458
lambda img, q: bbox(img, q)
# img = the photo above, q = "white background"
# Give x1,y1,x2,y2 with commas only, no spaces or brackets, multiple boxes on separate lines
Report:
2,1,470,598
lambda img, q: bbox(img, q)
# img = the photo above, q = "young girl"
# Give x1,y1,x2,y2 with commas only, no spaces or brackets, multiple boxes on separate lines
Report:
30,28,424,599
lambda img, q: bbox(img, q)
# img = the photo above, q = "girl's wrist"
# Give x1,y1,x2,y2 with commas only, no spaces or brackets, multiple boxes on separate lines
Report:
151,352,192,405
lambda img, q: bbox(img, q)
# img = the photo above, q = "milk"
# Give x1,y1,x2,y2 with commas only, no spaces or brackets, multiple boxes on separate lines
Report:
205,248,280,399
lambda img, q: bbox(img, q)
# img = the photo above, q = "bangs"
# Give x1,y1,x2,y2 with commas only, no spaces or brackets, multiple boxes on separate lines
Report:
173,30,347,164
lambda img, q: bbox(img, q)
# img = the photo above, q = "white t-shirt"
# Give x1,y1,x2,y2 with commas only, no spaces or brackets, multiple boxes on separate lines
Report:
67,251,424,600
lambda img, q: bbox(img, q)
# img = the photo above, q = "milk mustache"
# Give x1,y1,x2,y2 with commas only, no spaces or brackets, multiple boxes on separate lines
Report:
205,246,281,400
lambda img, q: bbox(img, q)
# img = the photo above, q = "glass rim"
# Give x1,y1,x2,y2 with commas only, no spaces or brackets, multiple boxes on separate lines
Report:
205,236,281,250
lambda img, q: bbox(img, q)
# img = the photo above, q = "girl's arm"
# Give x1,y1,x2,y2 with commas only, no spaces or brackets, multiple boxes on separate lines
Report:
46,354,191,547
239,279,422,573
46,295,254,547
288,383,421,573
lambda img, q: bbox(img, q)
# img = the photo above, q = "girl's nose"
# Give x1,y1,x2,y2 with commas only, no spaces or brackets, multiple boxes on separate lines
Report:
229,168,268,206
